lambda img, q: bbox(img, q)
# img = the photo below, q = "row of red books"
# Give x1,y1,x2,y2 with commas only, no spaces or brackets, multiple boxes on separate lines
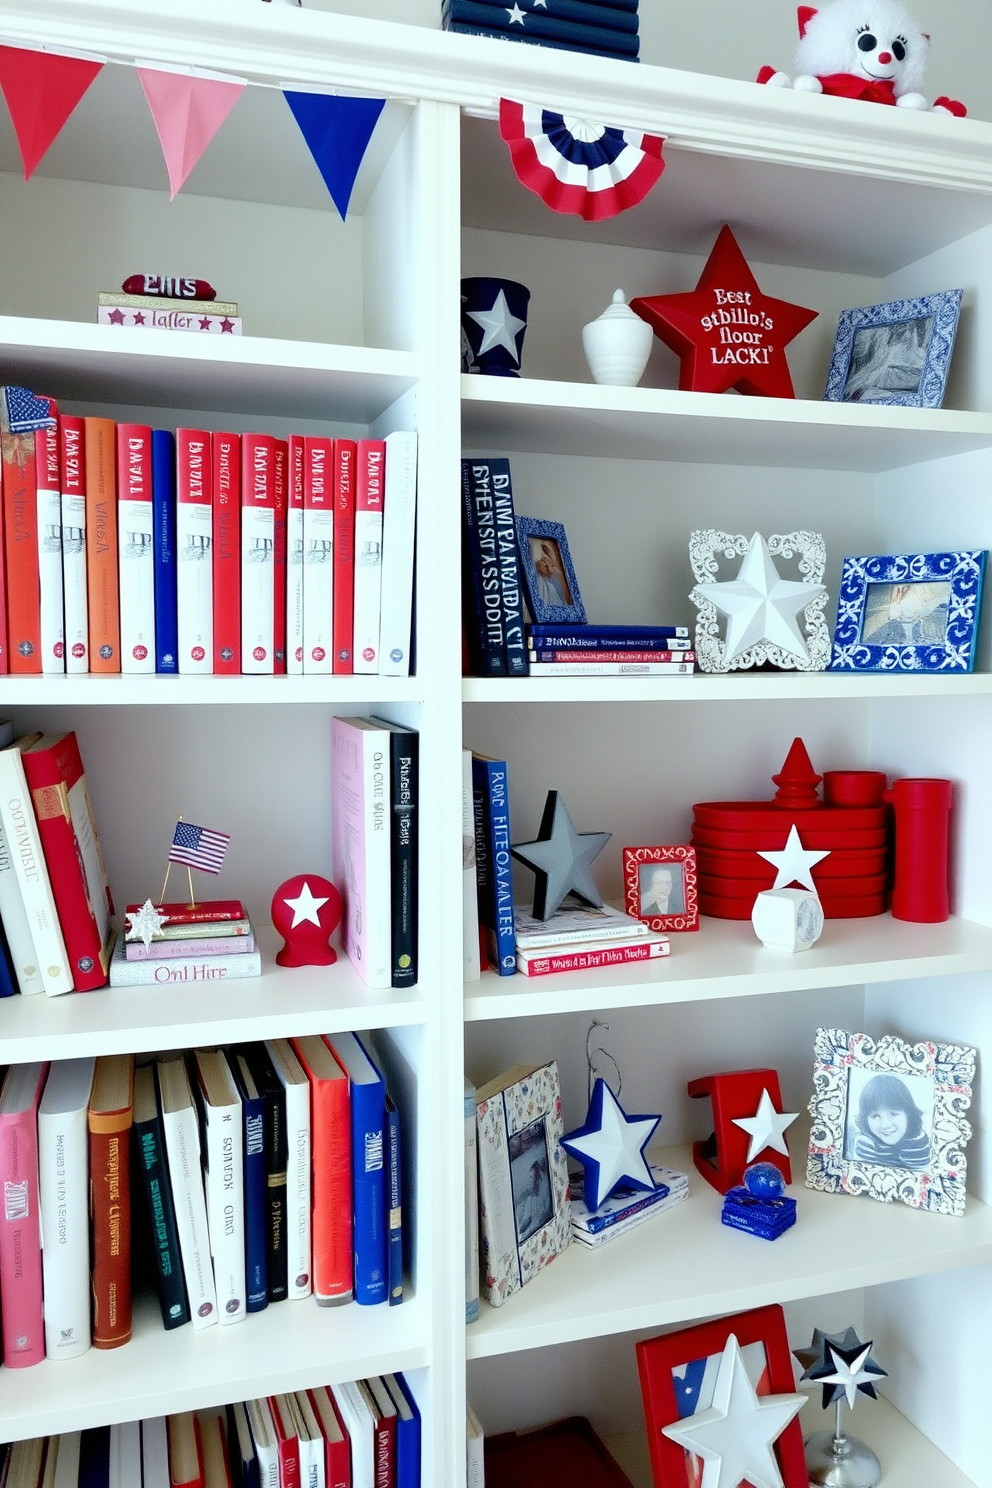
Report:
0,1034,401,1374
0,387,417,677
5,1370,420,1487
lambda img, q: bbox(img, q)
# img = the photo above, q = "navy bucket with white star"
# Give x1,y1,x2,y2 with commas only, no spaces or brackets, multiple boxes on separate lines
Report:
460,276,530,376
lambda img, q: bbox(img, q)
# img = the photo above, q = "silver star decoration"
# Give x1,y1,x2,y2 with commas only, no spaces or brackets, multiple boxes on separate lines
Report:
732,1088,799,1163
283,881,330,929
561,1079,659,1211
662,1334,805,1488
466,289,527,360
125,898,168,947
505,2,527,20
701,532,826,664
511,790,611,920
795,1328,887,1412
758,824,829,892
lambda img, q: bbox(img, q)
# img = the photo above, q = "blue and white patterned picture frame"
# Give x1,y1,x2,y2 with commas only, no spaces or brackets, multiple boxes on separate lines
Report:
516,516,587,625
830,550,986,672
823,289,963,408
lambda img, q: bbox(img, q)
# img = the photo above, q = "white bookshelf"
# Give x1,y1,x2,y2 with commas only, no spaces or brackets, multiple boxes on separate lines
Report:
0,2,990,1485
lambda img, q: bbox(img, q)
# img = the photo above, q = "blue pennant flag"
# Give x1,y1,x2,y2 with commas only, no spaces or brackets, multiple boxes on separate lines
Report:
283,90,386,220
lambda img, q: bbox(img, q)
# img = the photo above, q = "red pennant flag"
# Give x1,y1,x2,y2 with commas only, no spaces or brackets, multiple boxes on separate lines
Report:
0,46,103,179
138,68,245,199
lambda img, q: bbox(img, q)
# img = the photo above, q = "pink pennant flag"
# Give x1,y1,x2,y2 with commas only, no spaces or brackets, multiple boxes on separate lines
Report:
138,67,245,199
0,46,104,179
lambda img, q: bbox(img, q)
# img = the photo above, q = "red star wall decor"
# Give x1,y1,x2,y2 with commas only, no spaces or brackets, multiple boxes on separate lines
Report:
630,225,817,398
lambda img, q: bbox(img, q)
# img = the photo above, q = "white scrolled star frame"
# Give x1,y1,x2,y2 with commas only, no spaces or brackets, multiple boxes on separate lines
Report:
688,529,830,673
806,1027,976,1216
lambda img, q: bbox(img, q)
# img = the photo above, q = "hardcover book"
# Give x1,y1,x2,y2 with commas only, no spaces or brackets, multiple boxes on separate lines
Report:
140,1419,170,1488
464,1079,480,1324
226,1401,259,1488
212,431,241,675
273,438,288,675
569,1163,688,1237
0,737,74,995
197,1409,232,1488
267,1395,301,1488
489,458,527,676
108,933,262,984
88,1053,135,1349
303,436,335,674
475,1060,571,1307
38,1057,96,1359
324,1031,388,1306
513,902,648,949
246,1398,281,1488
192,1049,247,1325
166,1413,204,1488
385,1094,403,1304
35,420,66,674
353,438,386,673
462,749,481,983
290,1034,352,1306
241,433,276,673
331,716,392,988
515,934,670,977
176,428,213,674
0,803,44,996
97,305,243,334
378,430,418,678
291,1391,328,1488
59,413,89,674
307,1386,351,1488
383,1374,421,1488
1,403,44,674
329,1381,375,1488
158,1056,218,1330
133,1064,191,1330
264,1038,312,1300
116,422,155,673
472,753,515,975
375,717,418,988
151,429,178,673
235,1043,288,1305
287,434,305,674
461,458,505,676
84,416,120,672
110,1419,142,1488
227,1049,269,1313
332,439,356,674
0,1061,48,1366
364,1376,398,1488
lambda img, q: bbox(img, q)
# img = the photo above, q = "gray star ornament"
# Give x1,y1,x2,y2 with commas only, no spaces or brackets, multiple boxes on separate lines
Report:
511,790,611,920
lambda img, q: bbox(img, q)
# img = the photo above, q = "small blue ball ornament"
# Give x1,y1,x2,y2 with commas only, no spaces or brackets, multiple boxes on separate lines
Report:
743,1162,786,1198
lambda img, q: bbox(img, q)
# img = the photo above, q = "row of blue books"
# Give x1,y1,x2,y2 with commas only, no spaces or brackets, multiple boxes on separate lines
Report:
443,0,639,61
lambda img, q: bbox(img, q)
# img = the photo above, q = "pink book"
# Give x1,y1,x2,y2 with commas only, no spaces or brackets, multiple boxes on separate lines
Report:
212,432,241,675
332,439,356,675
273,439,288,675
0,1061,49,1366
331,716,392,988
240,433,276,674
117,423,155,674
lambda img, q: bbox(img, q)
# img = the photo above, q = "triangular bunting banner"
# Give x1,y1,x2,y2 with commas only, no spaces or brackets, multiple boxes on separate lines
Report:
283,90,385,220
138,68,245,199
0,46,104,180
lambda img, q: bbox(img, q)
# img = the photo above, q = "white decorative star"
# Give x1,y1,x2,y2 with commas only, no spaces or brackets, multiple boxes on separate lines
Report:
732,1088,799,1163
467,289,527,359
283,881,330,929
758,824,829,892
125,898,168,948
817,1343,880,1411
704,532,826,663
662,1334,805,1488
505,2,527,20
562,1079,659,1211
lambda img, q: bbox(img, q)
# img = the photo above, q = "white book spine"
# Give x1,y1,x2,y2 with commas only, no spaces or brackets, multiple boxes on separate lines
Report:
38,1068,94,1359
118,496,155,674
241,502,275,673
203,1097,246,1324
61,490,88,674
160,1089,218,1330
176,498,213,673
287,503,304,674
377,431,417,677
0,747,73,995
302,504,333,674
466,1406,485,1488
297,1428,324,1488
140,1418,170,1488
0,815,43,995
330,1381,375,1488
36,433,65,674
109,1419,142,1488
461,750,481,982
52,1432,81,1488
353,444,384,674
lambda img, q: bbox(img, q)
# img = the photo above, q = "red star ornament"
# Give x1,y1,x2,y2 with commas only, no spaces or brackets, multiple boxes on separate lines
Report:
630,225,817,398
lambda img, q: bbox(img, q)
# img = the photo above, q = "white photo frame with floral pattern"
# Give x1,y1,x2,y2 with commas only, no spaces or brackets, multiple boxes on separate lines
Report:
806,1028,976,1216
689,529,829,673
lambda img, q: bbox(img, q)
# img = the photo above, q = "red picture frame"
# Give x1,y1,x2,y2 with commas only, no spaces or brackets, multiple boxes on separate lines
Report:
636,1304,808,1488
623,845,699,932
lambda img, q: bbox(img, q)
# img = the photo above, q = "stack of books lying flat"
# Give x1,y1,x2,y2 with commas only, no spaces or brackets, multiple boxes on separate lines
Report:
109,900,261,986
443,0,640,63
97,289,243,335
513,902,669,977
570,1163,690,1248
527,624,696,678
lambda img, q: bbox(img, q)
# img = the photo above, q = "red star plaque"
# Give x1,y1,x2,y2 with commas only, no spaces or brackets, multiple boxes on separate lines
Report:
630,225,817,398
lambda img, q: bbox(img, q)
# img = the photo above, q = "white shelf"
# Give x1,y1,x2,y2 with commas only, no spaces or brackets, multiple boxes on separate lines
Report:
0,927,424,1064
0,318,419,424
466,1141,992,1359
463,671,992,704
0,1288,427,1443
464,915,992,1021
460,376,992,470
606,1394,977,1488
0,672,422,708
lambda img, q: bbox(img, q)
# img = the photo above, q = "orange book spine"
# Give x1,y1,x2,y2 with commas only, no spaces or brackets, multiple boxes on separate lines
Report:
2,424,42,673
293,1040,352,1304
84,417,120,672
89,1104,133,1348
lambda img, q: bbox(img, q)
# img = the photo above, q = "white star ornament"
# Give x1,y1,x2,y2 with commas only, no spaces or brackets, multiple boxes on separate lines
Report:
818,1343,880,1411
662,1334,805,1488
758,824,829,891
125,898,168,947
705,532,825,664
561,1078,660,1211
505,2,527,22
467,289,527,359
283,880,330,929
732,1088,799,1163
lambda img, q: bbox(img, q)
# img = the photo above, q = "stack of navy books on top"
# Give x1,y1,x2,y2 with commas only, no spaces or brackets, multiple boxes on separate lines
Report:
442,0,639,62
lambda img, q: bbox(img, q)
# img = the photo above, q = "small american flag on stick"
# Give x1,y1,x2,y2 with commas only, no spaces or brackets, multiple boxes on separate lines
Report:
169,821,231,875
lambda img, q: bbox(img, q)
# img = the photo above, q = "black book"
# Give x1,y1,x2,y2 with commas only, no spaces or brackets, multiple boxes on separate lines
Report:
461,458,506,676
227,1399,262,1488
489,458,528,677
373,718,419,988
236,1042,288,1303
133,1063,191,1330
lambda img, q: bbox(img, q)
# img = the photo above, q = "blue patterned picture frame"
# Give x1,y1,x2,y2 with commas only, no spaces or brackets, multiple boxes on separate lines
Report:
516,516,587,625
830,549,986,672
806,1028,975,1216
823,289,962,407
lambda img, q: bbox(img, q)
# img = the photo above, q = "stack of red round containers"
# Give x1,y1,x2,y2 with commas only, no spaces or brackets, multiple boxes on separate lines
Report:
691,739,891,920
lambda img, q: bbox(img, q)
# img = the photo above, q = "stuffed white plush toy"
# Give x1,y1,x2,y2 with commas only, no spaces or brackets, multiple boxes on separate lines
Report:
757,1,966,115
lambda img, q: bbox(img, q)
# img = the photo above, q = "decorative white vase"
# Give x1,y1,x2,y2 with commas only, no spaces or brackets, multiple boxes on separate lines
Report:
582,289,654,387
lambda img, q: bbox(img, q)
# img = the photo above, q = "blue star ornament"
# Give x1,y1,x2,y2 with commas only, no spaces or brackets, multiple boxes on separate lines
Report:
562,1078,660,1212
511,790,610,920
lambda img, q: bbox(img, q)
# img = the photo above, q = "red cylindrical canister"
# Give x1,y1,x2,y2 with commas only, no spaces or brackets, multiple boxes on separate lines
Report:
886,777,953,922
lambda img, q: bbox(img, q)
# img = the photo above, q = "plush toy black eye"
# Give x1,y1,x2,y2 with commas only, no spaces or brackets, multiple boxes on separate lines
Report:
892,38,906,60
857,31,877,51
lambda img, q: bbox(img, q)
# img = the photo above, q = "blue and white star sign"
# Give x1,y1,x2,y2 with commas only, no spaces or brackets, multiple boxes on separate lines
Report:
562,1077,660,1213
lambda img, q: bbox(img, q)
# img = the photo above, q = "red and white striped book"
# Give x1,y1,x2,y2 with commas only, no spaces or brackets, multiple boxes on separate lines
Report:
59,414,89,674
287,434,305,674
117,423,155,674
273,439,288,675
353,438,385,674
35,417,66,673
212,431,241,675
176,429,213,674
515,934,670,977
240,433,276,674
332,438,356,675
303,436,334,674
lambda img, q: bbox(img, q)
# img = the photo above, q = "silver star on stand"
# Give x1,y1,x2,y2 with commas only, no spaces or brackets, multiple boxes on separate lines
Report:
466,288,527,360
125,898,169,948
701,532,826,664
512,790,611,920
795,1327,887,1412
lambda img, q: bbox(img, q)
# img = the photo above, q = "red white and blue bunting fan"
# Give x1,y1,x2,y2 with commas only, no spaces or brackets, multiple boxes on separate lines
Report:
498,98,664,221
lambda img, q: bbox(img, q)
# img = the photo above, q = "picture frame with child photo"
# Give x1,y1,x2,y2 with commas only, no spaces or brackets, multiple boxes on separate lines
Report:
806,1027,976,1216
